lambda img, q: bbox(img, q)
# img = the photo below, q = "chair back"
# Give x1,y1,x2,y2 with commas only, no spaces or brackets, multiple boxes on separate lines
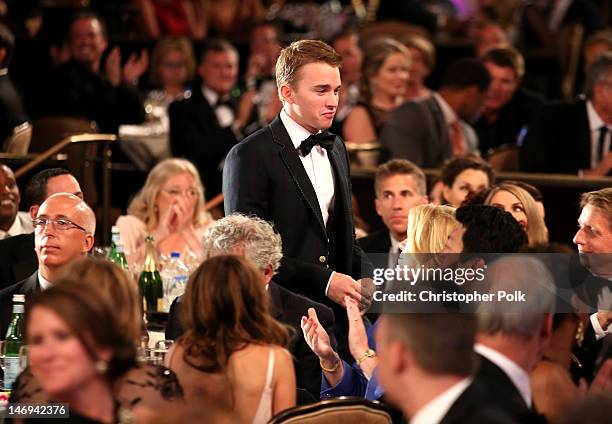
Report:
3,122,32,154
268,397,393,424
486,143,520,172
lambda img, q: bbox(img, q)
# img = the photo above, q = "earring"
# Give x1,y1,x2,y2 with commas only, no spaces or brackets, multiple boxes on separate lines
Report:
95,360,108,374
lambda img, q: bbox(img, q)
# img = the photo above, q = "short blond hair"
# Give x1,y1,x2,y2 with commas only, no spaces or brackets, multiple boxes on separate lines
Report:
275,39,341,89
127,158,211,230
580,188,612,229
485,183,548,246
406,204,460,256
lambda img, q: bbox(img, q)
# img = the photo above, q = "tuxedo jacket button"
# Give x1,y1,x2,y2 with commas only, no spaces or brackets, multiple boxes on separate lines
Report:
319,255,326,263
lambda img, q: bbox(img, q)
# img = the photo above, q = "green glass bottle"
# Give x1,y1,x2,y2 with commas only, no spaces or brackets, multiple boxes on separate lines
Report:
4,294,25,390
107,226,129,270
138,236,163,312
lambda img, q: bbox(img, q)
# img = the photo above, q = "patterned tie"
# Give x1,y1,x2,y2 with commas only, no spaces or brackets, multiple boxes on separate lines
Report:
298,131,336,156
450,120,467,155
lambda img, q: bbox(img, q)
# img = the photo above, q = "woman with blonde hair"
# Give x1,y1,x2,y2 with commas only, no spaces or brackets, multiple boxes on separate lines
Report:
167,255,295,423
400,33,435,100
116,158,213,268
485,182,548,246
401,204,461,267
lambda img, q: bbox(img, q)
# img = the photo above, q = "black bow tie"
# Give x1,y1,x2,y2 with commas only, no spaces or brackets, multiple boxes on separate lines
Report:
298,131,336,156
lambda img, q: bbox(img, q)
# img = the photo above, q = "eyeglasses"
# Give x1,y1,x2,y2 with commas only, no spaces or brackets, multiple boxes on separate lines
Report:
161,188,199,198
32,218,90,234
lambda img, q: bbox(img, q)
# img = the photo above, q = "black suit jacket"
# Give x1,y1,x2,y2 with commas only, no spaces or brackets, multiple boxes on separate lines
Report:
0,73,29,143
474,88,543,154
0,233,37,290
358,229,392,271
169,86,239,200
520,98,591,174
0,271,40,339
223,116,373,306
440,380,520,424
165,281,336,403
474,354,545,423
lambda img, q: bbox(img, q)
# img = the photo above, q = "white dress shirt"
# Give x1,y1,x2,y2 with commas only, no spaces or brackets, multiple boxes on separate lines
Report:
0,211,34,240
37,270,53,291
279,109,335,225
202,85,234,129
586,101,611,169
411,377,473,424
475,343,532,408
388,234,401,269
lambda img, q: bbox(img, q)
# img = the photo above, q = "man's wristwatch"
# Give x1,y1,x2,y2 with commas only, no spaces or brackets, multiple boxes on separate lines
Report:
356,348,376,365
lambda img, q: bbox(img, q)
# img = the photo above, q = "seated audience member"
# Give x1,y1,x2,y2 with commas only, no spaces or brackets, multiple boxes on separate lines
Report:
400,33,435,101
474,22,510,58
474,46,543,154
0,168,82,288
583,30,612,73
572,188,612,379
235,21,282,135
440,154,495,208
302,204,460,401
146,36,196,112
42,10,146,133
11,257,185,413
485,182,548,246
0,164,33,239
116,158,213,270
165,213,335,403
521,52,612,176
401,204,460,266
331,28,363,134
475,255,563,422
443,204,528,254
504,180,545,219
0,24,28,145
169,38,240,200
165,255,296,423
381,58,490,167
376,313,517,423
22,280,181,422
343,38,410,147
0,192,95,337
359,159,427,270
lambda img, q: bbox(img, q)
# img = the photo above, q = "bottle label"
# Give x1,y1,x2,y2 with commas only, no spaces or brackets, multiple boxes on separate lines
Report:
12,305,24,314
4,356,20,390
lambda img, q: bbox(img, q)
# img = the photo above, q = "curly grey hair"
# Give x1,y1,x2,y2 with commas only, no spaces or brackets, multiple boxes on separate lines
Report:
202,213,283,273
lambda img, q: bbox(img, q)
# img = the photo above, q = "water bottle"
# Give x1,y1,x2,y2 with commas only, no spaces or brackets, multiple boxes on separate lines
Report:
4,294,25,390
107,226,129,270
161,252,189,312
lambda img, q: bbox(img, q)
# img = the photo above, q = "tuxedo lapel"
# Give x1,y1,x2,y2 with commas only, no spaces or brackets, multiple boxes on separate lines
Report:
267,281,284,320
270,117,327,234
327,139,350,223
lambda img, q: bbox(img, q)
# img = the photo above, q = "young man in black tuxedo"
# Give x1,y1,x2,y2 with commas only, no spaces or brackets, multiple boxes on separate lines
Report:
223,40,373,361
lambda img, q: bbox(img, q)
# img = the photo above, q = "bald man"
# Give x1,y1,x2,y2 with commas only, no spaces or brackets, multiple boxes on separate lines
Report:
0,193,95,338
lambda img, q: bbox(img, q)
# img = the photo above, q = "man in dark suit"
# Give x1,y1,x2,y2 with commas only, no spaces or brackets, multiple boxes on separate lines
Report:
170,38,240,200
359,159,427,271
223,40,374,361
0,168,82,289
0,192,94,338
474,46,543,155
520,52,612,176
0,24,28,145
41,11,146,134
376,313,518,423
165,214,336,403
475,255,556,423
380,58,490,168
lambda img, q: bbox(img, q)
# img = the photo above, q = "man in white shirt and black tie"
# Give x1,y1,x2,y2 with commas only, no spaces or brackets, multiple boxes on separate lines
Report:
223,40,373,361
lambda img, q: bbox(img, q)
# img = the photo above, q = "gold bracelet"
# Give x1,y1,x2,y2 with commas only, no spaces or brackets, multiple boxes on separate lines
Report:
357,348,376,365
320,352,341,372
